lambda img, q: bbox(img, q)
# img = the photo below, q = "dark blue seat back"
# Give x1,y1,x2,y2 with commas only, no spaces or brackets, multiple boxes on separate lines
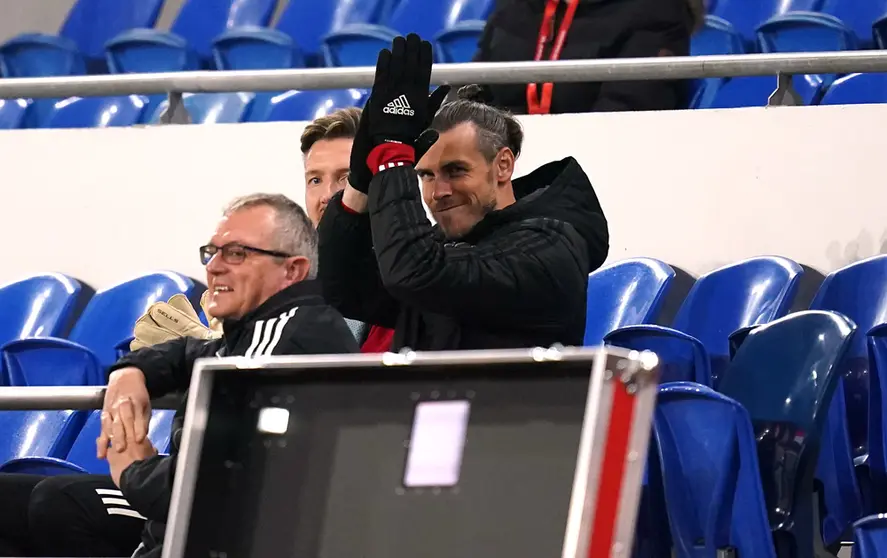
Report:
654,382,777,558
867,326,887,512
145,93,256,124
819,0,887,46
810,255,887,458
60,0,164,60
583,258,674,346
820,73,887,105
0,410,87,464
0,273,81,347
44,95,148,129
386,0,493,38
69,272,195,369
250,89,366,122
718,310,855,556
711,0,819,43
853,514,887,558
704,75,820,108
0,99,31,129
276,0,386,63
170,0,277,60
64,409,176,474
674,256,801,383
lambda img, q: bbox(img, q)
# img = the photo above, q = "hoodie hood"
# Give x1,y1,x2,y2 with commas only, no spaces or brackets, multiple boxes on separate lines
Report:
464,157,609,270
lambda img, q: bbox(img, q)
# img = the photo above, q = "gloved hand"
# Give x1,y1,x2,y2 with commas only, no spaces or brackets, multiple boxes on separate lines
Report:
349,33,449,191
130,293,222,351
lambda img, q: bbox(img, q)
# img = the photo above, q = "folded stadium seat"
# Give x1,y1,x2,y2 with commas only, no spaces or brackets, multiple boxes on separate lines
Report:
381,0,494,62
0,272,195,387
0,0,164,77
702,75,821,108
718,311,855,558
212,0,387,70
105,0,277,73
710,0,821,50
0,273,81,349
652,382,779,558
0,409,175,476
805,255,887,533
866,326,887,513
40,95,150,129
853,514,887,557
793,0,887,50
322,24,401,67
604,256,802,387
876,17,887,49
581,258,675,346
244,88,367,122
0,410,88,466
820,72,887,105
0,99,31,129
435,21,487,63
688,15,747,110
144,92,256,124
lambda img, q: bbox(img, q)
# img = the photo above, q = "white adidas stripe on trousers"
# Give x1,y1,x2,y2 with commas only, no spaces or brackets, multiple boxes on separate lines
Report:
244,307,300,357
95,488,146,520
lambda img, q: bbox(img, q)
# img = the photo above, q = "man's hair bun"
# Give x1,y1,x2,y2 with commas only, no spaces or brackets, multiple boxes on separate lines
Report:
456,84,494,105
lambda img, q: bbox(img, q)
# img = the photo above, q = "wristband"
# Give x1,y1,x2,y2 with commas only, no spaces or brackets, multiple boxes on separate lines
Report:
367,143,415,175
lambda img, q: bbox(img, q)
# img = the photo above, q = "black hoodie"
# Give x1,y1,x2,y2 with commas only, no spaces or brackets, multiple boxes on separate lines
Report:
108,280,359,557
318,156,608,351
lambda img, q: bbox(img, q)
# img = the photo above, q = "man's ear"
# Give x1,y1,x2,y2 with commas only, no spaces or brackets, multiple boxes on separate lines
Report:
286,257,311,284
495,147,515,185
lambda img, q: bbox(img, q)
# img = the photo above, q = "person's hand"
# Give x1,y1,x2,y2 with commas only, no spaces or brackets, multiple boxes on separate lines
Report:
97,367,151,459
105,402,158,487
130,293,221,351
364,33,449,149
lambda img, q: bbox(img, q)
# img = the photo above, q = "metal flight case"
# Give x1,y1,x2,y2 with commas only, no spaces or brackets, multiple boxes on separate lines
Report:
163,346,660,558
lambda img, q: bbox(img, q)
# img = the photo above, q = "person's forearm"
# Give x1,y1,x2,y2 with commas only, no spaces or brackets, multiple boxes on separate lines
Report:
342,185,368,213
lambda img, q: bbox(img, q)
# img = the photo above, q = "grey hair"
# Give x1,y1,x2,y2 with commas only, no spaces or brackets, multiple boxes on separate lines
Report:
431,84,524,162
223,193,319,280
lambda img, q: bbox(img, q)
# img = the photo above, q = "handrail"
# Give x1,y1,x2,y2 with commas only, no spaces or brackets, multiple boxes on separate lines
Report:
0,50,885,99
0,387,181,410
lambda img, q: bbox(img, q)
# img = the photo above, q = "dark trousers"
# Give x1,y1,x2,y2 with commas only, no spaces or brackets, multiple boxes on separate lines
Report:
0,473,145,557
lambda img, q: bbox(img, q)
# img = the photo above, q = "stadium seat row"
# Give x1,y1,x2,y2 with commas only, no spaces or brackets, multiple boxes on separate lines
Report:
4,254,887,555
0,0,493,79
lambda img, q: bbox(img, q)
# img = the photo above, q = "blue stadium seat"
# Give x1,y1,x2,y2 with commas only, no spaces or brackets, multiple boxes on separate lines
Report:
0,410,87,465
1,272,195,387
105,0,277,73
0,273,81,348
145,93,256,124
757,12,858,53
719,310,855,558
582,258,675,347
710,0,820,48
245,89,366,122
435,21,486,63
212,0,388,70
0,0,163,76
867,325,887,512
853,514,887,558
688,15,747,110
820,73,887,105
605,256,802,386
797,0,887,49
702,75,822,108
43,95,149,129
0,99,31,129
0,409,175,475
386,0,494,43
322,24,398,67
809,255,887,530
653,382,778,558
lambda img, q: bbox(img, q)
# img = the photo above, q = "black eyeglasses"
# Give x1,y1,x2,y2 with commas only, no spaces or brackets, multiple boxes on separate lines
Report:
199,243,293,266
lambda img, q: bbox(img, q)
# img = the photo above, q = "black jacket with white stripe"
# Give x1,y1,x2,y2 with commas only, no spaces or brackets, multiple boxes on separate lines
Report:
108,280,359,556
318,156,609,351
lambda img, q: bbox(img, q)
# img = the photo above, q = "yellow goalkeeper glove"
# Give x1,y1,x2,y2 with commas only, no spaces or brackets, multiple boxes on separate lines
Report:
130,293,222,351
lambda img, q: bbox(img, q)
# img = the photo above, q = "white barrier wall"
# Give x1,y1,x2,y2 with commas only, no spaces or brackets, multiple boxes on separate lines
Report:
1,103,884,292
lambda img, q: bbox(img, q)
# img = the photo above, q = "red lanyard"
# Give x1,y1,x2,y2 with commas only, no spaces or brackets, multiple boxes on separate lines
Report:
527,0,579,115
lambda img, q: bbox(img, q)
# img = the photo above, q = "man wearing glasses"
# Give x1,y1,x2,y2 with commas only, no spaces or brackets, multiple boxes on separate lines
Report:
1,193,357,558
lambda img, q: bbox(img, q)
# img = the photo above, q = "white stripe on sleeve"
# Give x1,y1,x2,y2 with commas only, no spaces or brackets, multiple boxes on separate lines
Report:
244,319,266,358
106,508,147,520
262,307,300,356
253,317,278,356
